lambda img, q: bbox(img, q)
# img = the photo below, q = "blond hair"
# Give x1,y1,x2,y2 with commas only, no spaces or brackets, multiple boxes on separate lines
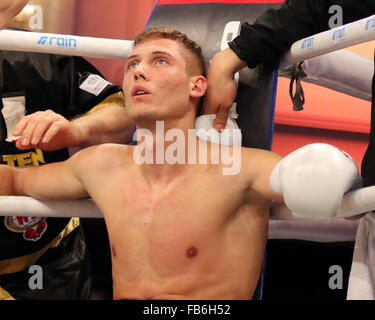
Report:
134,26,205,76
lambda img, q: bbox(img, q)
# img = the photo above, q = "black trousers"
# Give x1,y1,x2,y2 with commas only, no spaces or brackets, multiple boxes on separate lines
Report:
360,58,375,187
0,226,91,300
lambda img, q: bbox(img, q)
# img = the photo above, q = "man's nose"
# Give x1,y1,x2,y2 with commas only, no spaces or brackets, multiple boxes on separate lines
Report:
133,63,148,81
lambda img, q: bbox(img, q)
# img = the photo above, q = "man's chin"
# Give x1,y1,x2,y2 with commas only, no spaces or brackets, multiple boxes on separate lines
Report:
130,110,161,123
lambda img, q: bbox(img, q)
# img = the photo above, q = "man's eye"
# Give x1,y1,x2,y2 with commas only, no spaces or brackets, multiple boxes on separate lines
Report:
156,59,167,65
127,62,138,69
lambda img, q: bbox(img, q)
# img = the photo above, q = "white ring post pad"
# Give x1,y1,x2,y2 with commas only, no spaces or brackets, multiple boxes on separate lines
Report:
0,30,134,59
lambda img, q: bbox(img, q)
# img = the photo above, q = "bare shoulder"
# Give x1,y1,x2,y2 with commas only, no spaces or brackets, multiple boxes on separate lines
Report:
69,143,135,169
239,146,282,189
240,147,282,172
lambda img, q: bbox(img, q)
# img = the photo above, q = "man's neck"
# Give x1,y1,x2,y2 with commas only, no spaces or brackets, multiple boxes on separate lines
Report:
133,115,214,186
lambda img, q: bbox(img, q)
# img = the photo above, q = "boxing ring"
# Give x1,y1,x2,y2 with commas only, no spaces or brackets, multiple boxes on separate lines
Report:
1,2,375,299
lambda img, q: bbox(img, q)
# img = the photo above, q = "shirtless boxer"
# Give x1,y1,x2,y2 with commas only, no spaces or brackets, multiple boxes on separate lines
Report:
0,27,360,300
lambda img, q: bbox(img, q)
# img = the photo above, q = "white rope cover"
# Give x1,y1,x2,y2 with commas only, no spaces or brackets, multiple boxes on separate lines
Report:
0,29,134,59
279,49,373,102
0,196,102,218
279,14,375,69
0,185,374,220
0,15,372,64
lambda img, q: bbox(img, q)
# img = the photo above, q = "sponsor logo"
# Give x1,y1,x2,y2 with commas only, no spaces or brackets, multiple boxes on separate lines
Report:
365,17,375,31
5,216,47,241
1,149,45,167
332,27,345,42
37,36,77,49
301,37,314,50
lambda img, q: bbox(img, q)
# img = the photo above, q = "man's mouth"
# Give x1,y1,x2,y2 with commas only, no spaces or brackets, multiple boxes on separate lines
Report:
132,86,150,97
135,90,147,95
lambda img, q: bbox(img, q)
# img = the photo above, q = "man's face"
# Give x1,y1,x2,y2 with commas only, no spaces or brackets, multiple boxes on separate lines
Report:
122,38,193,122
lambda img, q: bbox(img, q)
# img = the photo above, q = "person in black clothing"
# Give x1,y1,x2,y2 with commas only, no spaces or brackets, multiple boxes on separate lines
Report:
203,0,375,186
0,50,133,300
0,1,132,300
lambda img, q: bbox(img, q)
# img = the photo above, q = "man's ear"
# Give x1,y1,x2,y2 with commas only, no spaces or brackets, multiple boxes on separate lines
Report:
190,75,207,98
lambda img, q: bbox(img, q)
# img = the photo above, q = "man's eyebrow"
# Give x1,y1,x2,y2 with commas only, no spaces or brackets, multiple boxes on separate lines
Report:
126,54,139,61
151,51,173,58
126,51,173,61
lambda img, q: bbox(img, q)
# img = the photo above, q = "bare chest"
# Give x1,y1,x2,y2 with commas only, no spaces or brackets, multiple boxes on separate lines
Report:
97,173,246,274
104,176,241,244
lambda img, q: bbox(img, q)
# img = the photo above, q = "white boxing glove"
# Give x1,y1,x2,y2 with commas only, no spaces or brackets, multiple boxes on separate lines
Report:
270,143,362,219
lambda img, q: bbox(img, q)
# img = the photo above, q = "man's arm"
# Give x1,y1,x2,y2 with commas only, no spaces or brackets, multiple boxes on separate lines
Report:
0,0,28,29
13,103,134,151
203,0,375,129
70,104,134,147
12,54,133,151
247,144,362,219
242,147,284,203
0,148,89,201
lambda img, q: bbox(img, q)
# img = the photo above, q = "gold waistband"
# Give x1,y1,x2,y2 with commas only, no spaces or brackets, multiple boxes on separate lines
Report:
86,91,125,114
0,287,14,300
0,217,80,275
